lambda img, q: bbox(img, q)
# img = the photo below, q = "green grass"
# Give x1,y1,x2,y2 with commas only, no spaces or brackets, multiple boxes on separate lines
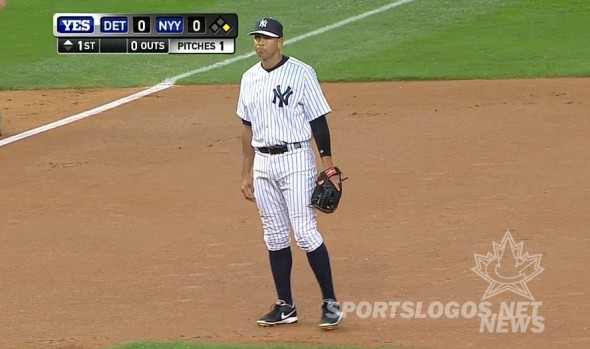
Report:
0,0,397,89
326,0,590,80
0,0,588,90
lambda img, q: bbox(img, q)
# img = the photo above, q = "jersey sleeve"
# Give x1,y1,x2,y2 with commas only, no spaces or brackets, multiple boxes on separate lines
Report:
302,67,332,122
236,76,250,122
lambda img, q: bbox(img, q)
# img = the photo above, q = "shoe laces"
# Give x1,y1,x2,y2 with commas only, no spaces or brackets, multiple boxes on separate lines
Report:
321,299,341,313
322,298,338,306
271,299,293,310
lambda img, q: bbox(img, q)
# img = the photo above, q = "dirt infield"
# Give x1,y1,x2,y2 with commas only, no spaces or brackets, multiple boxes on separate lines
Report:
1,79,589,349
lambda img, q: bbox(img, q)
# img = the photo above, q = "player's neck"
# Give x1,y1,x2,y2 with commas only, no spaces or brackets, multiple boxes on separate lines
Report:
261,52,283,71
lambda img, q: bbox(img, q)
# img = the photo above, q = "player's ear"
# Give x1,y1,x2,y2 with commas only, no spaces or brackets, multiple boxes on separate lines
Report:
277,37,284,48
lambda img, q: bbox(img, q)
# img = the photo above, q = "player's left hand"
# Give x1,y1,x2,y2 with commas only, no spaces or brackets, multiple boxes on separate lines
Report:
320,158,341,191
328,172,342,192
310,166,347,214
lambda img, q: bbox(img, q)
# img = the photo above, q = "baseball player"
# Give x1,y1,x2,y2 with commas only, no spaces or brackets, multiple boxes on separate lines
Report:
237,17,344,330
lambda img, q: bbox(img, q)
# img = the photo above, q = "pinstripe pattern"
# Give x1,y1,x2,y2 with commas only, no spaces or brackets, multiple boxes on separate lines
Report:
253,142,323,251
237,57,332,148
238,56,330,252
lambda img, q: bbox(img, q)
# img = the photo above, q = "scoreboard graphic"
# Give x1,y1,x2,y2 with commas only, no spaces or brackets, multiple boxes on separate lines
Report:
53,13,238,54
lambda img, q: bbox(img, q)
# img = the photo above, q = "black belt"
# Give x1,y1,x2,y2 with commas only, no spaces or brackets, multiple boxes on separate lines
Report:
257,142,301,155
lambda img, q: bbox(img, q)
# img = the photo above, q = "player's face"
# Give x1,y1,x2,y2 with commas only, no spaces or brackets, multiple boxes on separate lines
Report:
254,34,283,59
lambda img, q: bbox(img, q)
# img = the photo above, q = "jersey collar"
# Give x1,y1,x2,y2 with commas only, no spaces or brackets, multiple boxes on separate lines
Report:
261,55,290,73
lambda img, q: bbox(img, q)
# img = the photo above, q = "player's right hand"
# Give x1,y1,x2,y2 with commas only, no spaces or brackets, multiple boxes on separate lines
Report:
241,177,255,202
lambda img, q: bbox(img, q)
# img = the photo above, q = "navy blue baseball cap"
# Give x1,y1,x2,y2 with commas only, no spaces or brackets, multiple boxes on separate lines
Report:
248,17,283,38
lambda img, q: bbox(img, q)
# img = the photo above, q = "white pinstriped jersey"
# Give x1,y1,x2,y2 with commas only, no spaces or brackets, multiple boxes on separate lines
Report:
237,56,332,148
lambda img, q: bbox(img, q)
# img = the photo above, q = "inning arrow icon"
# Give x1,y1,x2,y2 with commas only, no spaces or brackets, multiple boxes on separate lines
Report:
63,40,73,52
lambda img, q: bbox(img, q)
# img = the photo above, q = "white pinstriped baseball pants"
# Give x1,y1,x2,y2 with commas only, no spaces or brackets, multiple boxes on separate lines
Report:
253,141,324,252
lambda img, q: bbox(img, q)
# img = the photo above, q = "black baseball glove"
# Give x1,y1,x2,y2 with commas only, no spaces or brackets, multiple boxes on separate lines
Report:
310,166,347,214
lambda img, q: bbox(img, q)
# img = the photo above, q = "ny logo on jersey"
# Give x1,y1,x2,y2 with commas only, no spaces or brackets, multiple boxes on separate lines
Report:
272,85,293,108
258,19,268,28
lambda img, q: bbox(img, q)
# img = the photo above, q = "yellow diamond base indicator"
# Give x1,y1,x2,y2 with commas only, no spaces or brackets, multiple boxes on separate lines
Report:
223,23,231,32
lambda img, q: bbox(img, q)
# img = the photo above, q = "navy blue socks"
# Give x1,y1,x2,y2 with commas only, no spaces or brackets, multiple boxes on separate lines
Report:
268,247,293,305
268,243,337,305
306,243,337,301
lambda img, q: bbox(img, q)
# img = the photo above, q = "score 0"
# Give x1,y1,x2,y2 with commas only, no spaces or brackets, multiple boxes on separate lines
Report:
187,16,206,34
132,16,151,33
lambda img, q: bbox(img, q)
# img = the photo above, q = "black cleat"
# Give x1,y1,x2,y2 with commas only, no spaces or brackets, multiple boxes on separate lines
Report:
257,300,298,327
319,299,343,330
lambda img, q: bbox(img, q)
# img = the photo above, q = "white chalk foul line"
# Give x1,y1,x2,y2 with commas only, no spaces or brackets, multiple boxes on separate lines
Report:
0,0,416,148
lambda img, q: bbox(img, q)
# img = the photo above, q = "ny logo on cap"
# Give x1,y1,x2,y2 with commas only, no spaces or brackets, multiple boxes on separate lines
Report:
259,19,268,28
